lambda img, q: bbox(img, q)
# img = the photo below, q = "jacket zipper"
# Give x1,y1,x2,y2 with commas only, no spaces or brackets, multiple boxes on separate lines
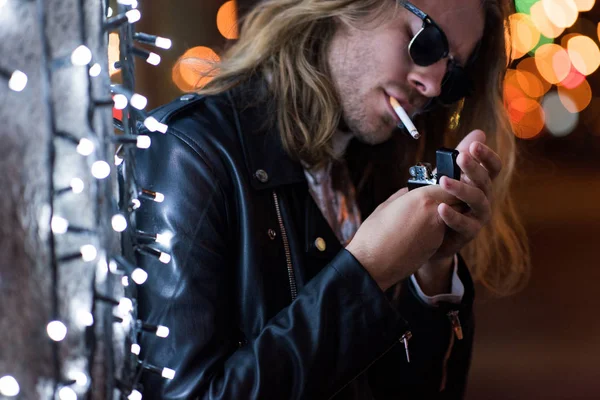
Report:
439,310,463,391
272,191,298,301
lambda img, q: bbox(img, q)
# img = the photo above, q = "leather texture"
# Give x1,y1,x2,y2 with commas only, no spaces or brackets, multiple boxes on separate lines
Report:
132,80,475,400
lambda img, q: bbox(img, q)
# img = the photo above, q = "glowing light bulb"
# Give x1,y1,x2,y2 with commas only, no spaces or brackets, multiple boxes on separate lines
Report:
113,94,128,110
109,260,118,273
118,297,133,315
80,244,98,262
70,178,85,193
136,135,151,149
144,117,159,131
58,386,77,400
122,276,130,286
51,216,69,234
8,70,27,92
76,311,94,327
0,376,20,397
89,63,101,77
155,37,172,49
155,231,173,245
154,192,165,202
131,268,148,284
158,252,171,264
130,93,147,110
111,214,128,232
156,325,170,338
70,371,88,387
146,52,161,66
131,199,141,209
131,344,141,355
162,368,176,380
71,45,92,66
91,161,110,179
120,313,132,327
143,117,168,133
47,321,68,341
126,9,141,23
106,7,113,17
76,138,95,156
128,390,142,400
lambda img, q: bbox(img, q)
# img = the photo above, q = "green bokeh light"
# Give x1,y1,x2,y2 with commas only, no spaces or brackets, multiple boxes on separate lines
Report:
515,0,540,15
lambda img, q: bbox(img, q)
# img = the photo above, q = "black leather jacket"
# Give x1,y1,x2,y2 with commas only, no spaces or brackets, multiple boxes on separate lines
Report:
133,82,475,400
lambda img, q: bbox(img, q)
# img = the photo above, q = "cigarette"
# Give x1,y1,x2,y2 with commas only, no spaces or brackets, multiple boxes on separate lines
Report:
389,96,420,140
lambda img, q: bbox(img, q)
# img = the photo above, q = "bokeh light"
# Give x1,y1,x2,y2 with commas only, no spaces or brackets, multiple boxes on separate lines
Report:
508,97,546,139
505,69,546,140
530,1,565,38
509,13,541,59
573,0,595,11
542,0,579,29
558,78,592,112
558,64,586,89
534,43,572,84
172,46,221,92
516,57,552,97
566,35,600,76
217,1,239,40
515,0,540,14
542,91,579,136
108,33,120,77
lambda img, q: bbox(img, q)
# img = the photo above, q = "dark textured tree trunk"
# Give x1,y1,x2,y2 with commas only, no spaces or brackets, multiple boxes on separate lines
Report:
0,0,122,398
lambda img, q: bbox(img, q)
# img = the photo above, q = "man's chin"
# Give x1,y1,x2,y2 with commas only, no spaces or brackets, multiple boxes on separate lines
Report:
353,127,396,146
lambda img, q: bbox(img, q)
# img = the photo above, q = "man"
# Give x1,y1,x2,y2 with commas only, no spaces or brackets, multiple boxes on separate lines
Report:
133,0,529,398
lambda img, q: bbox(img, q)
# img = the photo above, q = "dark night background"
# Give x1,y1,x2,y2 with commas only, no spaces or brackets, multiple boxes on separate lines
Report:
127,1,600,398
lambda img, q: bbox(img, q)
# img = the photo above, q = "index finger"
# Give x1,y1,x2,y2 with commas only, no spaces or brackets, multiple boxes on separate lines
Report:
469,142,502,180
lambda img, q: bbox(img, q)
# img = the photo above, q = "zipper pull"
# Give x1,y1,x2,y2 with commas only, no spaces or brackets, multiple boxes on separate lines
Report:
400,331,412,363
447,310,464,340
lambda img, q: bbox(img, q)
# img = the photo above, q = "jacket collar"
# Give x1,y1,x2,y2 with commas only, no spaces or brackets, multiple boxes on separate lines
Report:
226,79,307,191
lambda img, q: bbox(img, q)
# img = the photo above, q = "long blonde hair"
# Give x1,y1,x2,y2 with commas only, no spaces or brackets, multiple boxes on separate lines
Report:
185,0,530,296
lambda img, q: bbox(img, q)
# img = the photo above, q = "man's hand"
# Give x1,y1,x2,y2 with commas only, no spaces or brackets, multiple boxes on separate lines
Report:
415,129,502,295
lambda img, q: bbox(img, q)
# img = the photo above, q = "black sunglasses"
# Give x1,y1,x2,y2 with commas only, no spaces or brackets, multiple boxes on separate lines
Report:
399,1,477,105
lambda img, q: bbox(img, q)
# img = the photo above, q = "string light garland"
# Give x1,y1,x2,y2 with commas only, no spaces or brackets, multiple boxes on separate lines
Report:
1,0,173,397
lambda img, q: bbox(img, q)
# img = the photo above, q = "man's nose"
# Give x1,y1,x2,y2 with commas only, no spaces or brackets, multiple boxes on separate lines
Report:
407,58,448,98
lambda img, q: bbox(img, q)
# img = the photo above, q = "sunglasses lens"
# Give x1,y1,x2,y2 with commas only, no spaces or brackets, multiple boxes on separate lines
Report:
409,26,448,66
439,66,473,104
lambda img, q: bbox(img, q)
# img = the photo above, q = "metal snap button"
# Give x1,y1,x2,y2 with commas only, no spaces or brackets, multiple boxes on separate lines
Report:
314,237,326,252
268,229,277,240
254,169,269,183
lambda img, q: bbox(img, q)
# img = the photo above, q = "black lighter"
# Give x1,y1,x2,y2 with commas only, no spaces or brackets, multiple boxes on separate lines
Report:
407,148,460,191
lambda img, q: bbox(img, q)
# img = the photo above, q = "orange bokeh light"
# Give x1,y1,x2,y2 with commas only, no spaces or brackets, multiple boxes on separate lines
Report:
504,69,545,140
573,0,595,11
516,57,552,97
508,97,546,139
566,35,600,76
542,0,579,29
108,33,120,77
217,1,239,40
535,43,571,84
509,13,541,59
558,78,592,112
172,46,221,92
530,1,565,38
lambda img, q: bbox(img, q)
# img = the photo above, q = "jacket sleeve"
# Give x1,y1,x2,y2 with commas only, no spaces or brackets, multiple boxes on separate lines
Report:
367,254,475,400
133,124,410,400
